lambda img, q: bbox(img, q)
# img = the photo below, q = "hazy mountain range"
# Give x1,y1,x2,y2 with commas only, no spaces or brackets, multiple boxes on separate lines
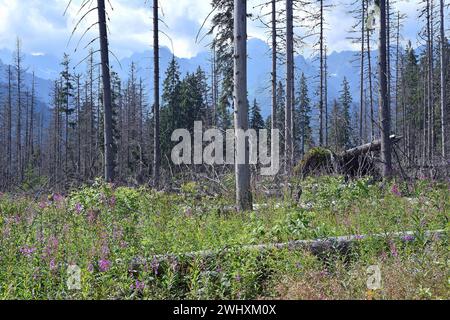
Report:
0,39,372,119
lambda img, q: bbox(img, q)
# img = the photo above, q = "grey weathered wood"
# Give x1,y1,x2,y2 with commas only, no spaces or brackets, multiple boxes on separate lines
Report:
340,135,402,159
153,0,161,187
97,0,115,182
378,0,392,178
285,0,294,172
439,0,446,160
234,0,252,211
145,230,445,265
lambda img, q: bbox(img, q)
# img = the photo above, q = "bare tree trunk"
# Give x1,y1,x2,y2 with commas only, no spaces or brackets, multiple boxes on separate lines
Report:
15,39,23,182
426,0,434,162
387,0,392,133
379,0,393,178
25,92,29,168
234,0,252,211
359,0,365,144
7,66,12,183
319,0,324,146
324,45,328,147
97,0,115,182
439,0,446,160
366,1,375,141
30,73,35,163
153,0,161,187
212,44,218,127
76,74,81,177
285,0,294,171
394,12,400,135
271,0,277,131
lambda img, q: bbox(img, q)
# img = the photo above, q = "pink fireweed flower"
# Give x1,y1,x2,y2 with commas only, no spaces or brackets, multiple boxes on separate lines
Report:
74,203,83,214
45,235,59,257
53,193,64,202
151,257,160,275
20,246,36,258
390,242,399,257
87,210,98,224
391,184,401,197
402,234,415,242
98,259,111,272
109,196,116,208
130,280,146,291
38,201,48,210
49,259,57,271
101,244,110,257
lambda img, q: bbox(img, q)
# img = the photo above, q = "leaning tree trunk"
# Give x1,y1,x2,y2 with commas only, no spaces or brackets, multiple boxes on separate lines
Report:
439,0,446,160
234,0,252,211
378,0,392,178
153,0,161,187
97,0,115,182
285,0,294,172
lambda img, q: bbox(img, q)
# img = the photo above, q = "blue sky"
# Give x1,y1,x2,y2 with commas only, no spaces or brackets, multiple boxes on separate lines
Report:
0,0,428,60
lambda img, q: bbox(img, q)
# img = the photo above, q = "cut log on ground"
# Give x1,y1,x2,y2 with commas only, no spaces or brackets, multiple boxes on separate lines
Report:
131,230,445,269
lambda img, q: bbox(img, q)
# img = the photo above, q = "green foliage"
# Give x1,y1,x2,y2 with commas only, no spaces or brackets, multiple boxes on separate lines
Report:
0,177,448,299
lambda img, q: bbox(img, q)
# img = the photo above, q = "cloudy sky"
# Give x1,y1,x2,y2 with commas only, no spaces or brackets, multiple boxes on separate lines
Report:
0,0,427,60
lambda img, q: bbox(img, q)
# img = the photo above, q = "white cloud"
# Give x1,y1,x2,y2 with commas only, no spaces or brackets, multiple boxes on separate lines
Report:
0,0,428,61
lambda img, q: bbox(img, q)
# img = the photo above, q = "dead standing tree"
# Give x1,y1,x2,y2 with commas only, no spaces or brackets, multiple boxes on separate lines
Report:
153,0,161,188
378,0,393,178
66,0,116,182
285,0,294,172
234,0,252,211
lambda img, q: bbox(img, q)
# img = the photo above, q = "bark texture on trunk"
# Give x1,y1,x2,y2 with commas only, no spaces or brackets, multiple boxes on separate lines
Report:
285,0,294,172
234,0,252,211
439,0,446,160
153,0,161,187
97,0,115,182
378,0,393,178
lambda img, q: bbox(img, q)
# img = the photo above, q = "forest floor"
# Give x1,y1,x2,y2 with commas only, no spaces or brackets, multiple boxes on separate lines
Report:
0,176,448,300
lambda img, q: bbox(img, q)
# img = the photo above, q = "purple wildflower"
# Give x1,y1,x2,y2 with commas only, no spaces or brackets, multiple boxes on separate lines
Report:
235,274,242,282
98,259,111,272
151,257,160,275
53,194,64,203
402,234,415,242
74,203,83,214
87,210,97,224
49,259,57,271
87,263,94,273
38,201,48,209
20,246,36,258
101,244,110,257
109,196,116,207
390,242,398,257
391,184,401,197
45,235,59,257
131,280,146,291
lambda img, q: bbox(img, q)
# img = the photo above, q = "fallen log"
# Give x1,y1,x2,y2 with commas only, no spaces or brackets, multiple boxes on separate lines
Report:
340,135,403,160
131,230,446,268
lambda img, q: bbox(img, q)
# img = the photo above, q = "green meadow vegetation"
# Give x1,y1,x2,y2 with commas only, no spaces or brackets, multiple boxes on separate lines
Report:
0,176,448,300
